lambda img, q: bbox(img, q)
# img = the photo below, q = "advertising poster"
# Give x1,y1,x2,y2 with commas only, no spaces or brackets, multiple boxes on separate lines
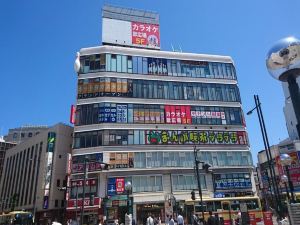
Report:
180,106,186,124
117,78,122,95
116,178,125,193
175,106,181,124
110,104,117,123
185,106,192,124
111,78,117,96
117,104,128,123
109,152,134,169
170,105,176,124
145,130,248,145
104,104,111,122
104,78,111,94
99,78,105,96
276,151,300,186
147,58,167,75
165,105,171,123
131,22,160,47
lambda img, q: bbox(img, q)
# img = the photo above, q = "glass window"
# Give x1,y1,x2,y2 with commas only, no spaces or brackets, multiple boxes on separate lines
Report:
132,56,138,73
117,55,122,72
138,57,143,74
142,57,148,74
122,55,127,73
111,55,116,72
128,56,133,73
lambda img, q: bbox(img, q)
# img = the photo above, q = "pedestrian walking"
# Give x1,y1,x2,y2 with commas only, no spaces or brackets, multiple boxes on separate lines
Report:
147,214,154,225
168,216,174,225
177,213,184,225
206,211,216,225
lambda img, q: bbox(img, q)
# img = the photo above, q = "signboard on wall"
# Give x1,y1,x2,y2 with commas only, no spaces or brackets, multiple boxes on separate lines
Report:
109,152,134,169
145,130,248,145
102,12,160,50
43,132,56,209
276,151,300,187
107,177,129,196
131,22,160,48
165,105,191,124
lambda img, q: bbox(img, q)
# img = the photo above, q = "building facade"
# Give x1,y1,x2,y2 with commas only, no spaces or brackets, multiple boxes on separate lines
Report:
282,77,300,140
0,138,16,181
0,123,73,225
67,5,255,225
4,125,48,144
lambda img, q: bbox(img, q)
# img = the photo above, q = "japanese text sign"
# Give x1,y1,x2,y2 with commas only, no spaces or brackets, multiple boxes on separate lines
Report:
132,22,160,47
145,130,248,145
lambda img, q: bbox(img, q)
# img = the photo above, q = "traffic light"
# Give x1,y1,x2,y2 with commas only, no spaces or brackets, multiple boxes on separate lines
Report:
89,194,95,206
202,163,212,173
191,190,196,200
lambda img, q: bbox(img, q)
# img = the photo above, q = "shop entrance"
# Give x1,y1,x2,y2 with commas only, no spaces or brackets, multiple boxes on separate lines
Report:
136,203,164,225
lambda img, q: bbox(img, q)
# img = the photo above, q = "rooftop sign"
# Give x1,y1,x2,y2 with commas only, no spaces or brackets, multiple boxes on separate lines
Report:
102,5,160,50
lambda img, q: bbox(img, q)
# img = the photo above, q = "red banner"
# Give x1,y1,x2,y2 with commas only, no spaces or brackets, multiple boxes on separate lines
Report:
165,105,191,124
116,178,124,193
131,22,160,47
185,106,191,124
70,105,76,124
67,197,101,208
263,211,273,225
180,106,187,124
165,105,171,123
71,179,97,187
170,105,176,124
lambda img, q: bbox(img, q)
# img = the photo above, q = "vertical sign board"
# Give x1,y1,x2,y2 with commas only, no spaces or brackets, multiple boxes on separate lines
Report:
43,132,56,209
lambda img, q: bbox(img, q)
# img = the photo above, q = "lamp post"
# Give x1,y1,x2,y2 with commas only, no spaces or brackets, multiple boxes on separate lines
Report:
281,175,290,201
124,181,132,215
247,95,282,218
79,157,109,225
280,154,295,203
193,146,212,221
193,146,204,221
80,156,89,225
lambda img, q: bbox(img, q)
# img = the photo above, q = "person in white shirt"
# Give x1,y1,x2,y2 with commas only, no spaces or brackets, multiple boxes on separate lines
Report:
177,214,184,225
147,214,154,225
168,216,174,225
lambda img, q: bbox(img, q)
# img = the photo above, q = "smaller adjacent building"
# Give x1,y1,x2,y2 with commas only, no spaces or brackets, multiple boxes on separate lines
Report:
0,123,73,225
257,139,300,209
0,137,16,181
4,125,48,144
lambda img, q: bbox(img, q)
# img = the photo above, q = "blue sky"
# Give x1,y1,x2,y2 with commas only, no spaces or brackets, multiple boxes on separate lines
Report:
0,0,299,163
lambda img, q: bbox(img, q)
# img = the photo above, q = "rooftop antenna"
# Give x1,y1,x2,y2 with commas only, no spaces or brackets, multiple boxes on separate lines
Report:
179,44,183,52
171,44,175,52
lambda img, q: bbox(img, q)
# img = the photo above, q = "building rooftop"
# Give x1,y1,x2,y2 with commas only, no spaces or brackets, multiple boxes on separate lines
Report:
102,4,159,25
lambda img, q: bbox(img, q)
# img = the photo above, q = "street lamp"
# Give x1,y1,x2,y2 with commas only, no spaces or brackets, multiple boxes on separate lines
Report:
80,157,109,225
193,146,212,221
281,175,290,201
124,181,132,215
247,95,283,218
280,154,295,203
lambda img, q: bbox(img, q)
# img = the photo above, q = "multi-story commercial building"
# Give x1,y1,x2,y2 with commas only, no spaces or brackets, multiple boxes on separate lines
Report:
0,123,73,225
0,137,16,181
4,125,48,144
282,78,300,140
67,5,254,225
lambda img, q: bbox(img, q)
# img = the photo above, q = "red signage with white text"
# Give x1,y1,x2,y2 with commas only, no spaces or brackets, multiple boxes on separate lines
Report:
116,178,125,193
165,105,191,124
67,197,101,209
131,22,160,47
276,151,300,186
